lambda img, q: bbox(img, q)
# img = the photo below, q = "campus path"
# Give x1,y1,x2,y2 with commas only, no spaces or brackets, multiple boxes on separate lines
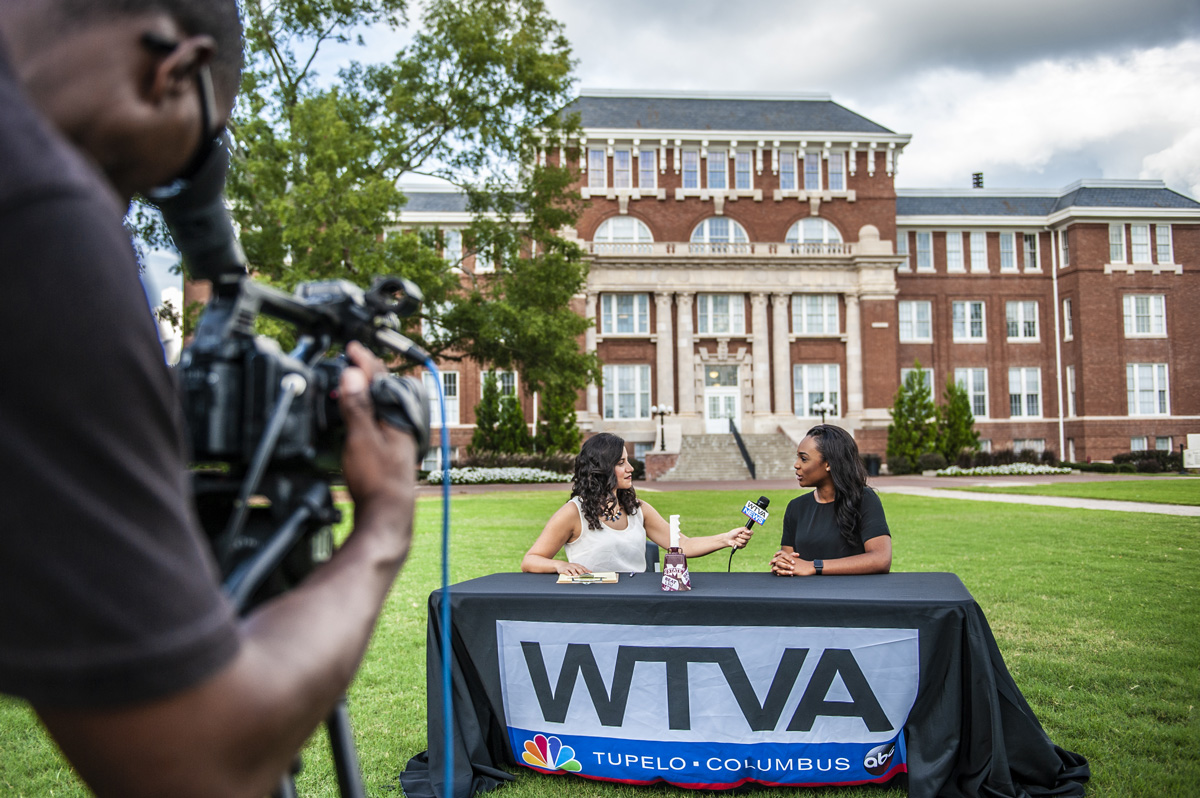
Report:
415,473,1200,517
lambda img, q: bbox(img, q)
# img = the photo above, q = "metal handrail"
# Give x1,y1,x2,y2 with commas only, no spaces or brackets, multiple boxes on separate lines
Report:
729,417,756,480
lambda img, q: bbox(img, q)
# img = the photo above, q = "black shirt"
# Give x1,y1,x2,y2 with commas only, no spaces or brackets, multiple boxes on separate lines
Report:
779,489,891,560
0,43,239,707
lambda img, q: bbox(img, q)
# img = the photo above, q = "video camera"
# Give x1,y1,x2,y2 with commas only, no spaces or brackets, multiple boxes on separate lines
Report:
151,134,432,609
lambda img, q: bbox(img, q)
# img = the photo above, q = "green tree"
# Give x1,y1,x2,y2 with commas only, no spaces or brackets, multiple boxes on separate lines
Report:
886,361,938,471
470,373,502,453
534,384,582,455
495,395,532,454
937,375,981,464
224,0,599,394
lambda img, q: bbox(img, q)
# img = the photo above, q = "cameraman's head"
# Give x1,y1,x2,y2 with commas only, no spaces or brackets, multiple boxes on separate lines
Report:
0,0,243,200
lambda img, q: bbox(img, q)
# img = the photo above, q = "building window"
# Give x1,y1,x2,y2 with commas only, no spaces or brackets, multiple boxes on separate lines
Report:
969,231,988,272
1109,223,1126,263
900,367,934,393
785,218,843,248
735,151,753,190
916,232,933,271
587,147,606,189
600,293,650,335
443,229,463,266
1066,365,1076,417
1008,367,1041,418
1126,363,1169,416
421,444,458,473
793,364,840,417
613,148,632,188
1123,294,1166,337
1063,298,1073,341
1000,233,1016,271
707,148,727,189
1060,229,1069,266
897,232,909,256
1155,224,1173,263
955,368,989,418
946,232,964,272
638,148,656,189
792,293,839,335
828,152,845,191
480,370,517,397
423,371,459,427
804,150,822,190
697,293,746,335
952,300,986,342
633,442,652,460
1130,435,1149,452
474,244,497,274
1023,233,1039,270
1012,438,1045,454
593,216,654,253
1156,436,1172,452
1130,224,1151,263
1006,301,1039,341
682,149,700,189
898,300,932,342
690,217,749,252
603,364,651,420
779,150,797,191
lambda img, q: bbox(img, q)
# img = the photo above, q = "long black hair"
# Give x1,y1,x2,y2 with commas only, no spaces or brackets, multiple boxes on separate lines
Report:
570,433,639,530
806,424,869,548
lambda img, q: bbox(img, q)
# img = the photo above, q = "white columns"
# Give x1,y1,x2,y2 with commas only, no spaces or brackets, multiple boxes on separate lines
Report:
772,293,792,416
675,292,696,415
845,292,863,415
654,292,674,410
750,292,770,415
584,292,599,417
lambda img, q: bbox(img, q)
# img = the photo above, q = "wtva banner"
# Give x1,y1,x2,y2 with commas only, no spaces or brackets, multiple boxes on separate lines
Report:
496,621,917,789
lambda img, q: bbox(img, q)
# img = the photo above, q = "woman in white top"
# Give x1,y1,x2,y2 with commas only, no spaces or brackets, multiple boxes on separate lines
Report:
521,433,753,575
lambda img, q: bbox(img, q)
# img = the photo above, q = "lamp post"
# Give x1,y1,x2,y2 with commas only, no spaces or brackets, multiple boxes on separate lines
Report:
810,399,835,424
651,404,674,451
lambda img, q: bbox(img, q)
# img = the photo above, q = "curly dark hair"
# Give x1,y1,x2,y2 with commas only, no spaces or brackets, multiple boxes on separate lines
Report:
570,433,638,531
805,424,870,548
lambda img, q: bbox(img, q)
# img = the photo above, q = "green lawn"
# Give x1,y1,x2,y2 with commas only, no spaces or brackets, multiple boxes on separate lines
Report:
2,488,1198,797
945,477,1200,506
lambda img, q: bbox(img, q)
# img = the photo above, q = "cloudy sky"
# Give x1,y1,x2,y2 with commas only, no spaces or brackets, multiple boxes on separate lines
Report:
535,0,1200,197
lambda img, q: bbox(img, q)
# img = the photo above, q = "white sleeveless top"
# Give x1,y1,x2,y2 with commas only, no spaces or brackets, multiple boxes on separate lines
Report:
563,497,648,573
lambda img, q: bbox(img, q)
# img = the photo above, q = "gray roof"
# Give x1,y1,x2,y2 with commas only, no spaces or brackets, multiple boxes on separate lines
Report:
898,185,1200,217
400,191,470,214
564,95,895,135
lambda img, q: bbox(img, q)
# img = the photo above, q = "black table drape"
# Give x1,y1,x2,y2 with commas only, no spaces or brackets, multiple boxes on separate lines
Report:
401,572,1088,798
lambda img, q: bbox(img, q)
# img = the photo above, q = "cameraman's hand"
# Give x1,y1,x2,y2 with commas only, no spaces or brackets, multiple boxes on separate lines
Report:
338,342,416,544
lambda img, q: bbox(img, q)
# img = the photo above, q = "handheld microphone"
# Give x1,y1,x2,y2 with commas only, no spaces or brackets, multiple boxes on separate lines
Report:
729,496,769,571
741,496,770,530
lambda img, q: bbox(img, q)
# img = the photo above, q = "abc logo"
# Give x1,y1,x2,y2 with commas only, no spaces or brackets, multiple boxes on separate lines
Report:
863,741,895,776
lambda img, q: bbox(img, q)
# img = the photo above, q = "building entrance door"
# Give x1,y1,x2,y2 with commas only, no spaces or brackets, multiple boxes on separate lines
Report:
703,365,741,433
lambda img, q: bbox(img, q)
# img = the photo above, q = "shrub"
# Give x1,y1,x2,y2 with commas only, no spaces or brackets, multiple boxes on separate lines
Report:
1137,458,1163,473
1113,450,1182,471
460,450,575,473
1016,448,1041,464
629,457,646,481
937,463,1073,477
956,451,974,469
1040,449,1060,467
1117,463,1137,474
425,467,571,485
917,452,948,471
994,449,1016,466
887,455,913,475
861,453,882,476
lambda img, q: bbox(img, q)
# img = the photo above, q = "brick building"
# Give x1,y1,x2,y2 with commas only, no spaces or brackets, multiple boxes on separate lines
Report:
403,89,1200,470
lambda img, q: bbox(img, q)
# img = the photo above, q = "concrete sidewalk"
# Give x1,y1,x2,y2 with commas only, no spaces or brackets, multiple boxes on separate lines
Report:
415,473,1200,517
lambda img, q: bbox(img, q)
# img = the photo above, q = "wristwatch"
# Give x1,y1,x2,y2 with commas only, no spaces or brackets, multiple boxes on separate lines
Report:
813,559,824,575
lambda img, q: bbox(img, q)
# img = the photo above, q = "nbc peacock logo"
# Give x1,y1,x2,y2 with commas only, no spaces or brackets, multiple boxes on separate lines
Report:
521,734,582,773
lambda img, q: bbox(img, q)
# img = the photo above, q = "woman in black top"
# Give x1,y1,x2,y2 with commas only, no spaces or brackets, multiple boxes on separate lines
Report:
770,425,892,577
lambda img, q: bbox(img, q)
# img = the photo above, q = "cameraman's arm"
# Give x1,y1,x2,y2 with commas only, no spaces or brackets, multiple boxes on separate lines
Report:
36,343,415,798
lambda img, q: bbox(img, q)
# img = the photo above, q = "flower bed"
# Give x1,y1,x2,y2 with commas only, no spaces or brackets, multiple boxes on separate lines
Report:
936,463,1074,477
425,467,572,485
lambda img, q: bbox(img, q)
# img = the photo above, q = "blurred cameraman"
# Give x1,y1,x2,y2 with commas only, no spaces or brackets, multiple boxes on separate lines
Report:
0,2,418,796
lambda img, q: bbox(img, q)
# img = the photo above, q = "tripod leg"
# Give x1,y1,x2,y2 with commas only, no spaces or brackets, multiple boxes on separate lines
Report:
327,695,366,798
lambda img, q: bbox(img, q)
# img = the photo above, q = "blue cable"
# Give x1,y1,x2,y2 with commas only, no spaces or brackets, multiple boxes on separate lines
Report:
424,360,454,794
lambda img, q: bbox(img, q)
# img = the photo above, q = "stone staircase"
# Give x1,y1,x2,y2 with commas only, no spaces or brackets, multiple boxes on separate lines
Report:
657,432,798,482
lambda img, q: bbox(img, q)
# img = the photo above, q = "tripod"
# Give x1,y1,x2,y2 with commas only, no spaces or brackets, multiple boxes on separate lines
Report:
194,471,367,798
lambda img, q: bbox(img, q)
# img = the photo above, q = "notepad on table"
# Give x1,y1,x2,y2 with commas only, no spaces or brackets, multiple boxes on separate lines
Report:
557,572,619,584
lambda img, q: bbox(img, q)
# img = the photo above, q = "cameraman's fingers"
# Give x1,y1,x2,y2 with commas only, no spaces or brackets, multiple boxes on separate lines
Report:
345,340,388,380
338,366,378,438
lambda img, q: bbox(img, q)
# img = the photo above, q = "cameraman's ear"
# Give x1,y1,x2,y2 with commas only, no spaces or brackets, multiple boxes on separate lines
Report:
145,35,216,104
